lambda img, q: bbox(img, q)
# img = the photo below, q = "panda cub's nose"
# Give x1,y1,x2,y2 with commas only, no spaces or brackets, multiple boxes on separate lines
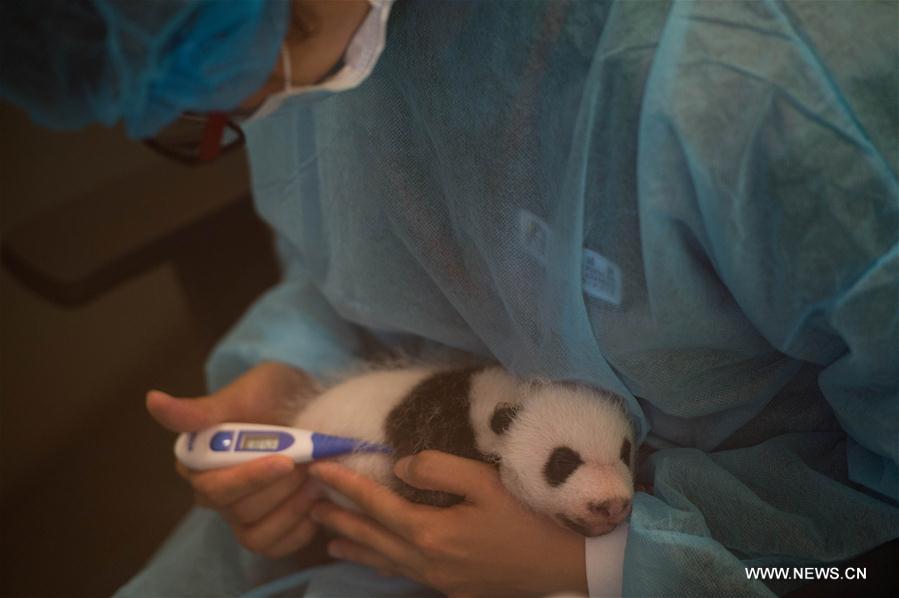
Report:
587,498,631,523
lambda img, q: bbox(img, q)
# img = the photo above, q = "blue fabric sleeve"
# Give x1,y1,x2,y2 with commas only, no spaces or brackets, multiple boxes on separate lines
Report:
656,0,899,502
206,236,365,392
623,1,899,594
638,0,898,502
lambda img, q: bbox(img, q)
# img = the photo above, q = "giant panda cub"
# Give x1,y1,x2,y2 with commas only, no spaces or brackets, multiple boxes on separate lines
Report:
293,365,635,537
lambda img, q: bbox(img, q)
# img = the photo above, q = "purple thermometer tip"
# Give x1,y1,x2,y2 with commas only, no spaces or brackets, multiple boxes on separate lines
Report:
310,432,393,460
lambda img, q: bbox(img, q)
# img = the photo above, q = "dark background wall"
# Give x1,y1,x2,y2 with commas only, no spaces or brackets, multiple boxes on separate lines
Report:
0,103,278,597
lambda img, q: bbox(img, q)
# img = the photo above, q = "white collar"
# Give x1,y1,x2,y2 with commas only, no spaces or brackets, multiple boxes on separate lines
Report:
314,0,394,92
247,0,394,122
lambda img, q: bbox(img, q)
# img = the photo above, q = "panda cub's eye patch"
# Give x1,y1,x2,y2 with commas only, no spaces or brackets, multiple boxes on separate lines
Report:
544,446,584,487
490,403,520,435
620,439,632,468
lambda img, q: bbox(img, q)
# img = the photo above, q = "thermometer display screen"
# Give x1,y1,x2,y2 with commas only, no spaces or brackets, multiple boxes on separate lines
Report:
239,434,280,451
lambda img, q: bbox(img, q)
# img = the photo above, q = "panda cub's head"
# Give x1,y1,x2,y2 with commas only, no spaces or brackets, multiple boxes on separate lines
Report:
470,371,635,537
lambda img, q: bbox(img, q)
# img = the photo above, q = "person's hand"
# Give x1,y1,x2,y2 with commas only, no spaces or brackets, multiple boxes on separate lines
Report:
306,451,588,598
147,361,325,558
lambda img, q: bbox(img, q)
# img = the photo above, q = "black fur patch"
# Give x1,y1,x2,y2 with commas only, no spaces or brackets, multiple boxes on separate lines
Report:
544,446,583,487
490,403,520,435
384,367,488,507
620,439,632,469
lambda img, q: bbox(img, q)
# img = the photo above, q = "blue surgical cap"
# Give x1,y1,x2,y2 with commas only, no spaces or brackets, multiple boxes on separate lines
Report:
0,0,290,138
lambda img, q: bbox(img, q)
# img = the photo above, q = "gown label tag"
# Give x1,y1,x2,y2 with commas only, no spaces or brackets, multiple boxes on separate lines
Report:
582,247,622,305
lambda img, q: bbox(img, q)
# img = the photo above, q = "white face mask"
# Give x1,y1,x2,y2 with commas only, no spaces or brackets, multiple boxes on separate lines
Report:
246,0,394,122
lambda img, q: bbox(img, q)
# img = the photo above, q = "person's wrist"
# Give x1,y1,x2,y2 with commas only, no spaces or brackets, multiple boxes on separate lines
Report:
532,531,588,596
563,534,589,595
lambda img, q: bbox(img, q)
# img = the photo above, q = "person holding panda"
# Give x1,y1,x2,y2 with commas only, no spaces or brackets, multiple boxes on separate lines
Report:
2,1,897,597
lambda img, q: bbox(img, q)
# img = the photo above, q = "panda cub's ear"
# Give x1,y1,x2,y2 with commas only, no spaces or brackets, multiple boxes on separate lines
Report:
490,402,521,435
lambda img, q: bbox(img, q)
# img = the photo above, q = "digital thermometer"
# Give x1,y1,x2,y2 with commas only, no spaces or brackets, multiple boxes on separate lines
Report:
174,423,392,470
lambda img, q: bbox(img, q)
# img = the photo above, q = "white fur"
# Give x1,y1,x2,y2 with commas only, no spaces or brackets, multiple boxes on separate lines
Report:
499,381,634,535
467,367,523,456
292,365,635,534
292,366,436,508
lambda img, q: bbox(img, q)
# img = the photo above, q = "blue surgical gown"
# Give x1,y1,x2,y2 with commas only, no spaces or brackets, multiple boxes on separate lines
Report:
119,1,899,596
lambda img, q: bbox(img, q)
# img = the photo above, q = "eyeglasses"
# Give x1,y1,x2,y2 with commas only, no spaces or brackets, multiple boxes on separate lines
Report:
143,112,246,166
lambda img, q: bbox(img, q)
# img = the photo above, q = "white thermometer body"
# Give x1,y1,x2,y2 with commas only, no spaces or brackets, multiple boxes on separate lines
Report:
175,423,391,470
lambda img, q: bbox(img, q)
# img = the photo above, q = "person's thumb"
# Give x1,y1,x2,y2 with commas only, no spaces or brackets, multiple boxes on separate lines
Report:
146,389,234,433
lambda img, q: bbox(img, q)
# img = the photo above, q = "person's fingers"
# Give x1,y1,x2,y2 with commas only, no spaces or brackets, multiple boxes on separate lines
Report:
233,480,324,555
192,491,214,509
327,539,403,578
226,467,310,524
307,462,429,539
393,450,503,504
262,518,319,559
309,501,421,568
175,459,191,480
186,456,296,507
